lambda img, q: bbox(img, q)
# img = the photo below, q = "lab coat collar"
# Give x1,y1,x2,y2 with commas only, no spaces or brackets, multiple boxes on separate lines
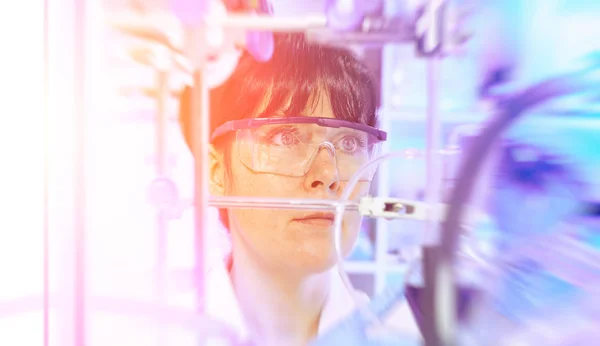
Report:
204,254,365,342
318,265,368,334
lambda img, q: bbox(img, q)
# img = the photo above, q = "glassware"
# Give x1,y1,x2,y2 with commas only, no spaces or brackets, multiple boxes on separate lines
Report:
456,140,600,345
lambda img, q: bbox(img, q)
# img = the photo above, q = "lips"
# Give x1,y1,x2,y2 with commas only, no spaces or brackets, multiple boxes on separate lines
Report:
294,212,336,227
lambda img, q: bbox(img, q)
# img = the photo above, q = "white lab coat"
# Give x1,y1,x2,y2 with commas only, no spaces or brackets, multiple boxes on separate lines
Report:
203,253,421,344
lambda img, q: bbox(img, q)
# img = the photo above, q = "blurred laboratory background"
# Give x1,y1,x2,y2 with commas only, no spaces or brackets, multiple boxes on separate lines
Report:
0,0,598,345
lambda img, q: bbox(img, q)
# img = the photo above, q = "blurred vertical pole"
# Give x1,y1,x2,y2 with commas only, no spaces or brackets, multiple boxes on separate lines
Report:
192,67,210,328
43,0,50,343
418,1,455,345
155,55,170,346
170,0,211,343
422,58,448,346
46,0,88,343
156,69,170,179
187,18,210,346
72,0,87,343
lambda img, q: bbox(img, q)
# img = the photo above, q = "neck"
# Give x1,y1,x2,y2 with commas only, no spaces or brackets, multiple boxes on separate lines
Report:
229,236,331,345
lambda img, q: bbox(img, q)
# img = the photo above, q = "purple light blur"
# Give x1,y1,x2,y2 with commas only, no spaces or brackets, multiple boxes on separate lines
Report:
169,0,209,26
325,0,383,31
246,30,274,62
325,0,364,31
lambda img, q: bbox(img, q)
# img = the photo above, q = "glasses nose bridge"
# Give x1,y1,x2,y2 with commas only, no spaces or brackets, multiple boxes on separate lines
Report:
304,141,337,173
317,140,336,156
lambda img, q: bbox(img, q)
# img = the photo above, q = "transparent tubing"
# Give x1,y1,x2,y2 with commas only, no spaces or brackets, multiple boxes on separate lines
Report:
209,196,360,210
333,151,440,329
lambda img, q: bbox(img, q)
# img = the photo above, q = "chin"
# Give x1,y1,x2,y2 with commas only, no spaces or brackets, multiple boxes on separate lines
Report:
284,241,350,275
294,258,338,275
271,224,359,274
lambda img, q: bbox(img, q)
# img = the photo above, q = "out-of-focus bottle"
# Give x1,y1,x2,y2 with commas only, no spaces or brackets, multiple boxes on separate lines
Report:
456,142,600,345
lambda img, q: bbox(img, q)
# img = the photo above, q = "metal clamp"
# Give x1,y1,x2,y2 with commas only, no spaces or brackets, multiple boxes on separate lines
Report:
358,196,416,219
358,197,486,224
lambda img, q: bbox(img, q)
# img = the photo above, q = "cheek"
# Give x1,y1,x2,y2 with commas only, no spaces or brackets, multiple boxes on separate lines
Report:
225,158,372,270
226,163,300,257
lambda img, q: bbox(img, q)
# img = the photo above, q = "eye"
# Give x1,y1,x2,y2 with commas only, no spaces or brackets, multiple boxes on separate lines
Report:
279,132,296,146
339,134,370,153
269,129,300,146
341,137,358,152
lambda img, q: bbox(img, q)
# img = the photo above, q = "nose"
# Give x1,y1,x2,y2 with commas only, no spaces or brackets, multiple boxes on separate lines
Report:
304,143,340,194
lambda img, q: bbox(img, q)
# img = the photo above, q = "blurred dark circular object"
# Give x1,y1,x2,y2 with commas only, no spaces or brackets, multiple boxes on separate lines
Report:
479,65,514,99
246,29,274,62
225,1,275,64
168,0,209,26
491,141,584,237
244,0,275,63
325,0,366,31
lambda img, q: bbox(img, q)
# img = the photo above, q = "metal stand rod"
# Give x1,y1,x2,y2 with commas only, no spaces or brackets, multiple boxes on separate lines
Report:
424,58,443,245
73,0,87,344
422,56,454,346
191,68,211,332
155,66,170,346
43,0,51,343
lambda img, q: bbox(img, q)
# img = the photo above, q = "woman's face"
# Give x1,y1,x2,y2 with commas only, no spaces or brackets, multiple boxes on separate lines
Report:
211,92,372,274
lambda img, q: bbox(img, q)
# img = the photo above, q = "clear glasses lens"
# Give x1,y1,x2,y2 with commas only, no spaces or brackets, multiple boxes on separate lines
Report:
236,123,382,180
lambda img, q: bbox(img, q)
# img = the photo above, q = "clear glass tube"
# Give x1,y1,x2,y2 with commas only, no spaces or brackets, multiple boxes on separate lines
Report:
334,151,439,338
208,196,360,211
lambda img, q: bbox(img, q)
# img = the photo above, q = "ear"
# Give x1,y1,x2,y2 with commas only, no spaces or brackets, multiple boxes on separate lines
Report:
209,145,226,196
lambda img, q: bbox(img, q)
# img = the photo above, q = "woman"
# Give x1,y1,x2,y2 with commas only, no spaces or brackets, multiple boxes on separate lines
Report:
180,33,417,345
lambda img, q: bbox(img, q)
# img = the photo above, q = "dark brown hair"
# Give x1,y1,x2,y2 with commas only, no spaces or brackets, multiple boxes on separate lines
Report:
180,33,379,230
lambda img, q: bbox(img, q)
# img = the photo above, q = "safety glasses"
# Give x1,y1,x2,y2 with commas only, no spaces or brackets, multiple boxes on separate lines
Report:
211,117,387,181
